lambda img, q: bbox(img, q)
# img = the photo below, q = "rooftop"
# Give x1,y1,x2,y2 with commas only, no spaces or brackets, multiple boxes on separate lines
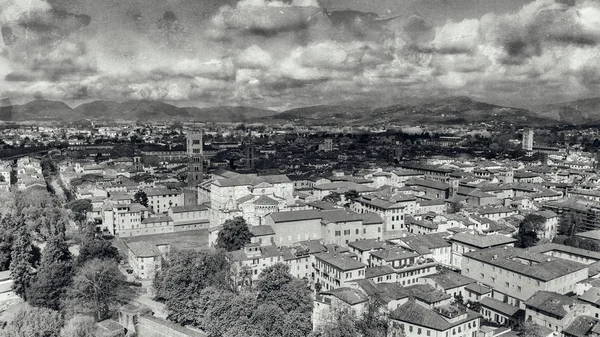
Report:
466,247,588,281
525,291,580,318
390,301,479,331
424,272,476,290
480,297,522,317
450,233,516,249
315,252,366,271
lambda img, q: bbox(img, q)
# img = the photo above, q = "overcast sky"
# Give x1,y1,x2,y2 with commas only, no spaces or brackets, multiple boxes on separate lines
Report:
0,0,599,110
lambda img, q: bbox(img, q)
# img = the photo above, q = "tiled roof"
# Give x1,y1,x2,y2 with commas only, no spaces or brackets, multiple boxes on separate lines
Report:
253,195,280,206
400,233,451,250
127,241,161,257
528,243,600,261
424,272,476,290
269,210,322,223
465,247,587,281
464,283,491,295
315,252,366,271
370,248,419,262
406,179,450,191
390,301,479,331
405,284,452,304
563,316,600,337
525,291,580,318
366,265,395,278
450,233,516,249
347,239,386,252
321,287,369,306
249,225,275,237
170,204,208,213
480,297,522,317
580,287,600,305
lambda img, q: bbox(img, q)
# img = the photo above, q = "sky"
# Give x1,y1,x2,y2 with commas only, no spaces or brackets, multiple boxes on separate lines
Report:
0,0,599,110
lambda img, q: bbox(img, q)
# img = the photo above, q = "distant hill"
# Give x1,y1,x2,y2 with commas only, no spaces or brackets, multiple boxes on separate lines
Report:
10,100,73,120
0,99,278,123
0,96,563,126
185,106,279,123
535,97,600,125
268,96,554,126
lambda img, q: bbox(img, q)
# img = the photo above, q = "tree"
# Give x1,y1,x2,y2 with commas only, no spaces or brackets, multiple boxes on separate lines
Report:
27,234,73,310
77,236,121,265
134,190,149,207
67,199,92,224
256,264,312,314
558,211,583,237
516,321,546,337
216,217,252,252
0,215,17,271
156,250,232,316
60,315,97,337
1,303,63,337
10,225,38,300
322,192,341,204
514,214,545,248
64,259,134,321
355,300,389,337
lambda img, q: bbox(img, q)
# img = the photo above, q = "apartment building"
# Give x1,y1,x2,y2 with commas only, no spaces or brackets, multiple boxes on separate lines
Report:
145,188,184,214
462,247,588,308
314,252,367,291
449,233,516,269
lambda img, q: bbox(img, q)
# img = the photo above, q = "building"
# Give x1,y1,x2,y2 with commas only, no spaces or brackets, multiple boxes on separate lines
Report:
389,301,481,337
145,188,184,214
226,244,284,287
352,194,416,231
185,128,203,205
314,252,367,291
462,247,589,308
449,233,516,269
479,297,524,327
126,241,165,280
523,129,534,151
525,291,590,334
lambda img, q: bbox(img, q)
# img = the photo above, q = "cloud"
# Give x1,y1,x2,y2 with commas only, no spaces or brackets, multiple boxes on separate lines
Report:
3,0,600,109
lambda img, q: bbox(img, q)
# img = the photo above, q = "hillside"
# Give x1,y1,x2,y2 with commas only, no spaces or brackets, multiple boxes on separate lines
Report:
0,96,565,126
535,97,600,125
0,100,277,123
268,97,554,126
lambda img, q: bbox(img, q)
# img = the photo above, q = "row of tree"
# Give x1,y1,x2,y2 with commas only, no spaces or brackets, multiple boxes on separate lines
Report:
1,187,133,336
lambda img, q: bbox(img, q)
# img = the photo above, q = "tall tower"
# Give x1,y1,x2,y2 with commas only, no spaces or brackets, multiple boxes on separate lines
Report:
323,138,333,152
244,140,256,170
185,128,203,205
522,129,534,151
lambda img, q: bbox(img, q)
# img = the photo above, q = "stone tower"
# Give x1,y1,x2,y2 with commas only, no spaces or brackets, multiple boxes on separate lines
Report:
185,128,203,205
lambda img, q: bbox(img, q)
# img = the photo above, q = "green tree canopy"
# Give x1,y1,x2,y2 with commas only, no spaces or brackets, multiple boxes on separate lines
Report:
156,250,232,318
27,234,73,310
77,236,121,265
64,259,134,321
1,304,63,337
60,315,97,337
514,214,545,248
67,199,92,224
10,225,39,300
134,190,149,207
216,217,252,252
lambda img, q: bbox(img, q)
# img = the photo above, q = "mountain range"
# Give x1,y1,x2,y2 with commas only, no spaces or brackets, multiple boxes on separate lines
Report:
1,96,600,126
